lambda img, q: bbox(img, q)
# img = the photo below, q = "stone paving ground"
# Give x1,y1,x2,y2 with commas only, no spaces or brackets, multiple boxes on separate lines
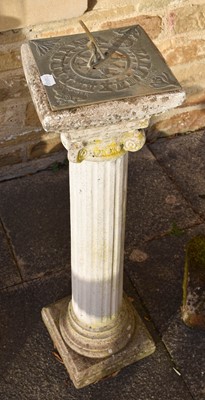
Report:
0,131,205,400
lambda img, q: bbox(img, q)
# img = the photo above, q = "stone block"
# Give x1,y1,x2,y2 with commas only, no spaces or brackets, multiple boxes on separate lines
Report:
172,62,205,108
0,148,23,167
0,70,29,102
149,108,205,137
0,49,21,72
87,0,137,11
101,15,162,39
28,136,63,159
159,38,205,67
0,128,44,149
174,5,205,34
0,29,26,45
183,86,205,107
0,0,87,32
173,62,205,86
137,0,177,12
0,102,26,139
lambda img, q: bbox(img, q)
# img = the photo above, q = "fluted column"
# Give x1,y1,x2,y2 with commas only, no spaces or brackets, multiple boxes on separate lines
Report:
60,153,136,358
71,154,127,325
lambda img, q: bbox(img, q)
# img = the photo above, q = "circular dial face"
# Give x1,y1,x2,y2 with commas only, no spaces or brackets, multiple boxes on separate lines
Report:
72,48,129,81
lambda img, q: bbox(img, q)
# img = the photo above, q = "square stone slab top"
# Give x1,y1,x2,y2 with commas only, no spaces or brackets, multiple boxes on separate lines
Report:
21,25,185,140
42,295,156,389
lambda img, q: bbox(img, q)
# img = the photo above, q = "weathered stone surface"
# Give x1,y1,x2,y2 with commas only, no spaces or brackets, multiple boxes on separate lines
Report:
174,5,205,34
0,102,26,137
171,61,205,107
0,223,21,289
101,15,162,39
183,87,205,107
0,148,23,167
159,38,205,66
173,61,205,86
0,29,26,45
0,169,70,280
149,108,205,137
163,313,205,400
0,49,22,72
150,131,205,216
87,0,137,11
0,71,29,102
0,126,43,148
137,0,178,12
28,136,63,159
125,146,200,249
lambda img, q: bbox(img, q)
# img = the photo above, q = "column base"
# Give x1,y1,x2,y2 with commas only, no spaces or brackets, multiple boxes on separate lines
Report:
42,296,156,389
59,296,136,358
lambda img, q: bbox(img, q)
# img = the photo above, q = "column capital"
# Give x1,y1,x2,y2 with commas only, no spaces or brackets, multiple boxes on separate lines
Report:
61,127,147,162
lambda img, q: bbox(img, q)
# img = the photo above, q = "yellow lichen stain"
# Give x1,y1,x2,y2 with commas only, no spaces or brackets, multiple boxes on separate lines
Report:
138,119,149,128
78,140,125,161
93,141,124,159
77,130,146,162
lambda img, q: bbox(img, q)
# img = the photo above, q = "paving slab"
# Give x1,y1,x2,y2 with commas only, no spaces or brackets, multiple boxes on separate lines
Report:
126,146,201,249
163,313,205,400
0,169,70,281
126,223,205,334
0,271,71,381
0,272,193,400
149,131,205,217
0,221,21,289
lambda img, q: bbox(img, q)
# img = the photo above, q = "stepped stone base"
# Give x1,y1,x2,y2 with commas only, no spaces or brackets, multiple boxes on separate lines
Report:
42,296,156,389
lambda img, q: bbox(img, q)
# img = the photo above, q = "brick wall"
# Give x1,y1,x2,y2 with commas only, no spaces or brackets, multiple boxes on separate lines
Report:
0,0,205,176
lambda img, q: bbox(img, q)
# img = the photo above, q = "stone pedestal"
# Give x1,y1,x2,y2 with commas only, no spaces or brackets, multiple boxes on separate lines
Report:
21,40,185,388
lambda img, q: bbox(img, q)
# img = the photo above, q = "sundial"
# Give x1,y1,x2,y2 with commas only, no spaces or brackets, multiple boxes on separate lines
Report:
21,21,186,389
28,22,181,111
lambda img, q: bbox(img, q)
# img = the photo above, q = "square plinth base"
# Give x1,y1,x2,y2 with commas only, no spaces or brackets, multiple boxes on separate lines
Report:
42,296,156,389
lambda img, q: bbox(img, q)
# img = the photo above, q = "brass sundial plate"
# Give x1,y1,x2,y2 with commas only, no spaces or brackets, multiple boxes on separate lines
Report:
29,25,181,111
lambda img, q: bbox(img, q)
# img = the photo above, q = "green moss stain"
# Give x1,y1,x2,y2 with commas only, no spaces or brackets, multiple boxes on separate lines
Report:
182,256,189,306
169,222,184,237
183,234,205,306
